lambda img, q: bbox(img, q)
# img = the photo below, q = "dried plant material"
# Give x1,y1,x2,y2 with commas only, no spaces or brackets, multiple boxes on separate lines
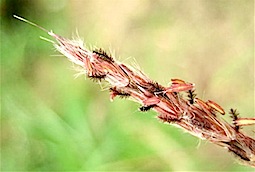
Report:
13,15,255,168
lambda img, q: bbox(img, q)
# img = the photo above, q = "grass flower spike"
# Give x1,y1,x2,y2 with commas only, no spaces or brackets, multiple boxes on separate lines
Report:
13,15,255,168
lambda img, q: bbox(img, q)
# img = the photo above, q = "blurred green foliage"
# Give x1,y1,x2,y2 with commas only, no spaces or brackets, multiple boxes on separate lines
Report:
1,0,254,171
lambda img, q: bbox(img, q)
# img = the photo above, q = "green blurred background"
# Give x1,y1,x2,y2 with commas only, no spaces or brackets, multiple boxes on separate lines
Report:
1,0,254,171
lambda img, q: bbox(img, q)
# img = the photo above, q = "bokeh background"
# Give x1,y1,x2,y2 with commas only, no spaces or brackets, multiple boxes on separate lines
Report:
1,0,254,171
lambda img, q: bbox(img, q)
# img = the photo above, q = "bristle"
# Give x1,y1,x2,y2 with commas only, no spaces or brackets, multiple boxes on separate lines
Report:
13,15,50,33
